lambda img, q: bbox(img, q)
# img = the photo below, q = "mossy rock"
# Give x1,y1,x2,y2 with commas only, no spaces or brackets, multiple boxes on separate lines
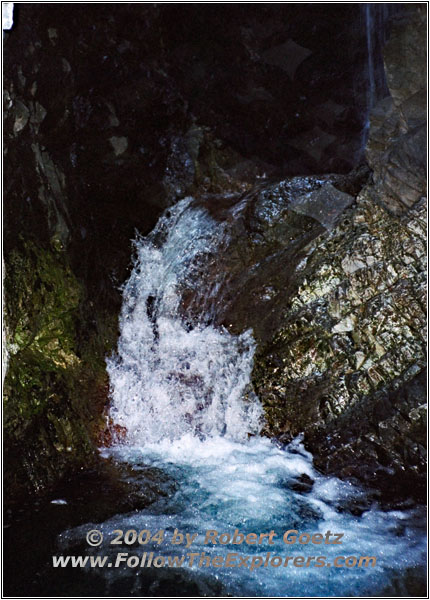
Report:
3,240,115,496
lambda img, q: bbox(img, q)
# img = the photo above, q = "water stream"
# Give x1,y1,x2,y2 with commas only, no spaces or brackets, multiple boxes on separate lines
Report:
365,3,376,118
54,197,425,596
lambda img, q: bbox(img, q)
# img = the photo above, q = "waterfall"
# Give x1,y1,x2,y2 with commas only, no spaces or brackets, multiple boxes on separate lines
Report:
56,193,427,596
106,197,263,444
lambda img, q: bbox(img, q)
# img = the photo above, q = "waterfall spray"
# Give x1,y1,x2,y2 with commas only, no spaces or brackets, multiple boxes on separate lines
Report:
106,198,264,444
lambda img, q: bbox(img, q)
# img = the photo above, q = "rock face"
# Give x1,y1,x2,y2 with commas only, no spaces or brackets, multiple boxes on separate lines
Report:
252,6,427,501
155,3,391,174
183,170,366,345
366,5,426,214
3,4,272,494
3,239,115,494
2,4,426,500
252,188,426,499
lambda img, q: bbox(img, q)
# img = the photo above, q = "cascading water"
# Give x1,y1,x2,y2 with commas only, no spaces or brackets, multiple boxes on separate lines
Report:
58,197,425,597
106,197,263,445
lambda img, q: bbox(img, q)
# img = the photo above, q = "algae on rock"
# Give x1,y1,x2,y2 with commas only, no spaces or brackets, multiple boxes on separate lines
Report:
3,241,111,494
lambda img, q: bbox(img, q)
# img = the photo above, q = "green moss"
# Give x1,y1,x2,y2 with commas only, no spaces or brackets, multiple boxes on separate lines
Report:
3,240,114,495
4,242,80,418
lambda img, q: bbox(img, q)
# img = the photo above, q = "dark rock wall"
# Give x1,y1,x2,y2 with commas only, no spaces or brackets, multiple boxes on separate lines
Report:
252,4,427,502
366,5,427,214
3,3,424,499
159,3,391,173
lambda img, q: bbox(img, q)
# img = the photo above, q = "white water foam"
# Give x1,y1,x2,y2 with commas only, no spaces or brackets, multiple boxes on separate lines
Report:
58,435,426,597
106,197,263,444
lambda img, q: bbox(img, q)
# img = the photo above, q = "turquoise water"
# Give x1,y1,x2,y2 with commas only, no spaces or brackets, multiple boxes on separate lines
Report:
55,435,426,597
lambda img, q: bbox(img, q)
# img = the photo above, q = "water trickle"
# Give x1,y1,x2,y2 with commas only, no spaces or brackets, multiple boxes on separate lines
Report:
365,3,376,115
358,3,392,161
360,2,377,152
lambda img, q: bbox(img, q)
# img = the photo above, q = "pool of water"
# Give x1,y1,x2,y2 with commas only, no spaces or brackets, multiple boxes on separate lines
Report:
51,435,426,597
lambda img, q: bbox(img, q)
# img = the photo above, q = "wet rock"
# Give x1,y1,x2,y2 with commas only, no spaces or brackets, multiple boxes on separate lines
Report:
109,136,128,156
289,183,354,230
181,172,365,343
2,240,117,495
288,473,314,494
12,99,30,134
252,189,426,497
366,5,426,215
261,39,312,79
252,5,426,500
